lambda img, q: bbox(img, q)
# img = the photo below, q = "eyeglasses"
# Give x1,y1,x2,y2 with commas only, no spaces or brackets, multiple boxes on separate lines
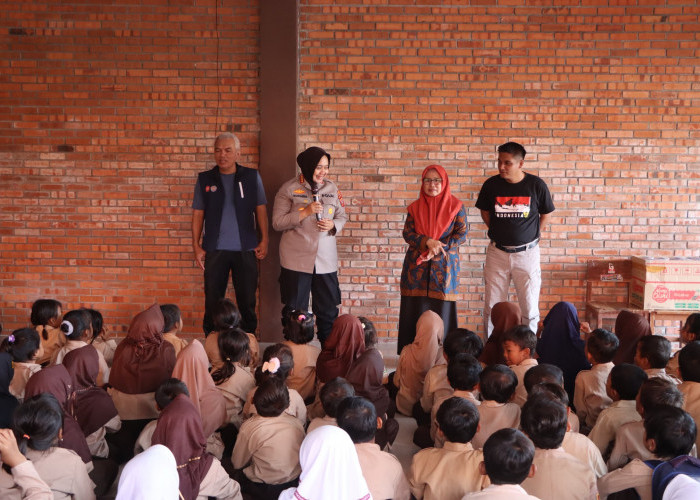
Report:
423,178,442,185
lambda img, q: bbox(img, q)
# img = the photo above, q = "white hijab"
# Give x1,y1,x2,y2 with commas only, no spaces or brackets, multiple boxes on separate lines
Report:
116,444,181,500
278,426,372,500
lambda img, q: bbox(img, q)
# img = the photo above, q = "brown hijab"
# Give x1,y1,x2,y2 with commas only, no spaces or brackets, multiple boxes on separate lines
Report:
152,394,214,500
346,348,390,418
24,364,93,464
110,303,176,394
172,340,227,437
317,314,366,383
63,345,119,436
613,310,652,365
480,302,522,366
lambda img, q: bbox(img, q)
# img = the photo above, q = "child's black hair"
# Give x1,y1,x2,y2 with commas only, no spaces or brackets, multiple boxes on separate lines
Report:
283,310,316,345
13,393,63,455
586,328,619,364
436,397,480,444
160,304,181,334
520,395,567,449
483,428,535,485
358,317,377,349
320,377,355,418
502,325,537,357
523,363,564,394
679,341,700,383
82,308,103,342
479,364,517,403
253,378,290,418
211,298,241,332
644,405,697,459
443,328,483,360
60,309,92,342
639,378,684,415
529,382,570,407
254,343,294,385
155,378,190,410
446,353,481,392
30,299,62,341
636,335,672,369
683,313,700,339
1,328,40,363
211,327,251,385
337,396,377,443
610,363,647,401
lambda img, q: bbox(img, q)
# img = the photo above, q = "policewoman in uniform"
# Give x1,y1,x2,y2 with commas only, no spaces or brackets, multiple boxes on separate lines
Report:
272,147,348,345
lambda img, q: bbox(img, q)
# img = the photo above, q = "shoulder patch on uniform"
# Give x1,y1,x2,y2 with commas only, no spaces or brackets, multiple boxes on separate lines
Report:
337,189,345,207
293,189,305,194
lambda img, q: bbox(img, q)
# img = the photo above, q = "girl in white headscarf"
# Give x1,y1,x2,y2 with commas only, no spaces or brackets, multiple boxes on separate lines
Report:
116,444,181,500
278,425,372,500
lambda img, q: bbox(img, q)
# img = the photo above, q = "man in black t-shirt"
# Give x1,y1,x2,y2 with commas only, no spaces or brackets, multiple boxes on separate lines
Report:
476,142,555,338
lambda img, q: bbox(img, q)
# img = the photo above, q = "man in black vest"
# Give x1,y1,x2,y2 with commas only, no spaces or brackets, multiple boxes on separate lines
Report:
192,133,269,335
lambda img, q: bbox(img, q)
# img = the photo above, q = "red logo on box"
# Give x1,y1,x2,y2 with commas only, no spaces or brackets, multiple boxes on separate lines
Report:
652,286,670,303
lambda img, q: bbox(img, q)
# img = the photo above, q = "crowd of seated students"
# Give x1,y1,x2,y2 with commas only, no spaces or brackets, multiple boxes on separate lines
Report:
1,297,700,500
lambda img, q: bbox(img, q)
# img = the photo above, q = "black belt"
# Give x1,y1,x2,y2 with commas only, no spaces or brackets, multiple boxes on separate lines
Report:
492,239,539,253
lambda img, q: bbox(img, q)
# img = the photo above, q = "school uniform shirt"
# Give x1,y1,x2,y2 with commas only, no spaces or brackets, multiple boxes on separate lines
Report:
431,390,480,446
205,332,260,373
597,458,653,500
463,484,541,499
243,386,307,425
52,340,110,386
163,333,189,357
574,362,615,430
510,358,539,407
521,447,598,500
231,413,304,485
355,442,410,500
87,414,122,458
471,400,521,450
35,325,65,366
409,441,490,500
644,367,680,385
568,408,580,433
607,420,653,470
8,362,41,402
92,337,117,366
306,415,337,434
2,460,52,500
197,458,243,500
420,362,452,414
667,352,680,380
680,381,700,451
283,341,321,401
215,363,256,429
588,400,641,456
108,388,160,420
562,431,608,478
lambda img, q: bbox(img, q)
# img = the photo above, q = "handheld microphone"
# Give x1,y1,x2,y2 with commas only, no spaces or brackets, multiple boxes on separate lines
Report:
312,187,321,221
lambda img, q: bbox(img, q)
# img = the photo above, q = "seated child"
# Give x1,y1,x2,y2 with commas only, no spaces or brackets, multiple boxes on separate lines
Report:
205,298,259,372
52,310,109,387
471,364,520,450
608,377,685,470
464,428,538,499
337,396,410,500
282,310,320,402
133,378,190,455
85,308,117,370
588,363,647,458
3,328,43,402
678,340,700,452
307,377,354,433
232,378,305,499
524,363,580,432
211,328,255,429
635,334,678,384
574,328,619,432
30,298,63,366
0,427,52,499
667,313,700,379
159,304,189,357
0,393,95,499
598,405,697,500
408,397,489,500
501,326,538,407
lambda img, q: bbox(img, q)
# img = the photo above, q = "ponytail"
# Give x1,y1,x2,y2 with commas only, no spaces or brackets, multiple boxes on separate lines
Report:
212,328,250,385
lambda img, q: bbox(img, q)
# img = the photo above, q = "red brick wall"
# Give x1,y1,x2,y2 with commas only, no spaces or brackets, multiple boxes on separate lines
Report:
0,1,260,335
297,1,699,338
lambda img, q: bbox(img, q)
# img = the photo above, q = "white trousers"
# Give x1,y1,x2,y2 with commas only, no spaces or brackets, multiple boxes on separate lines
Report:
483,242,541,337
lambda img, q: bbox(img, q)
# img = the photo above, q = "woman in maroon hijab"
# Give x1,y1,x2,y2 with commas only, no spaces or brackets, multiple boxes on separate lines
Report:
613,309,652,365
316,314,365,384
479,301,522,366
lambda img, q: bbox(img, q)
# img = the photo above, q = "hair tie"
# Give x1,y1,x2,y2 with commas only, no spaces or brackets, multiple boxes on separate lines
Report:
225,357,231,362
61,320,74,336
298,314,306,322
262,357,281,374
7,334,15,343
361,323,366,329
22,434,30,440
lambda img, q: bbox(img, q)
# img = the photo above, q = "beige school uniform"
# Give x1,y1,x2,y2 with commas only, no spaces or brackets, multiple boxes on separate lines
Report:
243,386,307,425
568,408,580,433
205,332,259,373
53,340,110,386
521,448,598,500
215,363,256,429
463,484,541,499
432,390,480,447
680,381,700,451
574,362,615,430
562,431,608,478
198,458,243,500
232,413,304,484
607,421,653,470
9,362,42,402
355,442,410,500
92,337,117,366
667,352,680,380
409,441,490,500
471,400,521,450
283,341,321,401
306,415,336,434
87,414,122,458
109,388,160,420
588,400,641,456
35,325,65,366
644,367,679,385
420,363,452,414
597,458,653,500
2,460,52,500
163,332,189,357
510,358,539,407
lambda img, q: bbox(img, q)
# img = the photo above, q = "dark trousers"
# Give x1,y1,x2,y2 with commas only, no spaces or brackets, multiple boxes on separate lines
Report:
279,267,340,344
203,250,258,334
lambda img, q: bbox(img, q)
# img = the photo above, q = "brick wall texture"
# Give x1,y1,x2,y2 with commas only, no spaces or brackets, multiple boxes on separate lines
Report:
1,0,698,340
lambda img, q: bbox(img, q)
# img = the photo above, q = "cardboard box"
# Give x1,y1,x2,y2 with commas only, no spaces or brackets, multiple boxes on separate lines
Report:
631,256,700,284
630,278,700,311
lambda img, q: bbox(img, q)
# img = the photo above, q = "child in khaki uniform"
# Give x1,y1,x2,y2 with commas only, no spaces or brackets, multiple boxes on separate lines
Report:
502,326,538,407
30,298,64,366
471,364,520,450
5,328,43,402
307,377,354,433
282,310,320,402
523,363,580,432
409,397,489,500
634,335,678,384
678,341,700,452
666,313,700,379
574,328,619,432
160,304,189,357
205,298,259,372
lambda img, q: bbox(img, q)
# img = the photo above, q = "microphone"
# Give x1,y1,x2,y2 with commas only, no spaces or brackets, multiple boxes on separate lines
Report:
312,187,321,221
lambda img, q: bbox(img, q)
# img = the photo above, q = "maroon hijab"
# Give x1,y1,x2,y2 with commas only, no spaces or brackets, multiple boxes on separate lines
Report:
480,302,522,366
24,364,92,464
63,345,119,436
613,310,652,365
151,394,214,500
346,348,390,418
317,314,366,383
110,303,176,394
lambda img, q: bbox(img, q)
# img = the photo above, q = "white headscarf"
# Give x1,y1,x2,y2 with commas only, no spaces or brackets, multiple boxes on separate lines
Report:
278,426,372,500
116,444,181,500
